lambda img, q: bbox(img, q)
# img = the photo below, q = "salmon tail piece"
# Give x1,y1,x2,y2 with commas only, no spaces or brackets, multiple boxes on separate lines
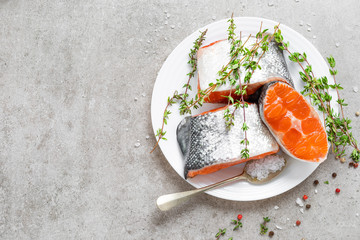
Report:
259,81,329,163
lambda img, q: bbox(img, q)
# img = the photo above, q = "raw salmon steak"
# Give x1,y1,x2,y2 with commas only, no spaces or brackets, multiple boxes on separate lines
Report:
197,37,293,103
259,81,329,163
177,104,279,179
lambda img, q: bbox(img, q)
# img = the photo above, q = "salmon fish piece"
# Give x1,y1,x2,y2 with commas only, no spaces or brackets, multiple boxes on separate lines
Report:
197,38,293,103
177,103,279,179
259,81,328,163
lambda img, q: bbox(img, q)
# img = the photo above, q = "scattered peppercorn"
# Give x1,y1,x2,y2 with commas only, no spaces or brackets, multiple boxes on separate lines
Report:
335,188,341,193
296,220,301,226
303,195,308,200
349,162,354,167
237,214,242,220
313,180,319,186
354,163,359,169
268,231,274,237
356,111,360,117
340,157,346,163
306,204,311,209
332,172,337,178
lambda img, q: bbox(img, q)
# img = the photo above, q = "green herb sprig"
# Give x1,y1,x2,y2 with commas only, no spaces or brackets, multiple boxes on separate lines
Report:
231,218,243,230
223,15,240,130
235,24,280,159
221,20,281,159
234,23,269,159
183,34,250,113
275,33,360,162
260,217,270,235
215,228,227,239
326,56,358,158
185,28,276,113
151,29,208,153
222,16,245,127
150,92,182,153
183,24,277,113
227,14,237,48
179,29,208,115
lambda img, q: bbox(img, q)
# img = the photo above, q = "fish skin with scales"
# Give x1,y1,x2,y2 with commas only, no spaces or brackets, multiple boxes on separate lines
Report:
177,104,279,179
197,37,294,103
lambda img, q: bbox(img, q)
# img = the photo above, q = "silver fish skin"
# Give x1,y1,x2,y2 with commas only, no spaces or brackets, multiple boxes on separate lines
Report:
197,37,294,103
177,104,279,179
248,39,294,87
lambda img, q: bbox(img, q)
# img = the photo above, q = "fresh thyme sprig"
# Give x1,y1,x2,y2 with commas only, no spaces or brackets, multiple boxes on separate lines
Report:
260,217,270,235
231,218,243,230
223,15,239,130
275,32,360,162
183,35,255,111
235,24,280,159
227,14,237,48
186,25,274,110
179,29,208,115
223,15,242,130
222,19,262,159
326,56,352,157
150,91,182,153
234,23,270,159
215,228,227,239
151,30,208,153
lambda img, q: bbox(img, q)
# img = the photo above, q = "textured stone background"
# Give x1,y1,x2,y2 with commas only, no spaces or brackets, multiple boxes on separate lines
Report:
1,0,360,239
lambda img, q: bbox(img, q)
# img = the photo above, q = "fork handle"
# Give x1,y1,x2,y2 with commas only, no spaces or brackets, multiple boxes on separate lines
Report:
156,174,246,211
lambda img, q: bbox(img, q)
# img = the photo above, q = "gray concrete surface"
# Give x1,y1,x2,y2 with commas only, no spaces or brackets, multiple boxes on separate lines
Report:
1,0,360,239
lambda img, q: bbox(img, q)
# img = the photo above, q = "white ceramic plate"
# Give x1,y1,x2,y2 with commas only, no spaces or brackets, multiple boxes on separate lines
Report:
151,17,338,201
